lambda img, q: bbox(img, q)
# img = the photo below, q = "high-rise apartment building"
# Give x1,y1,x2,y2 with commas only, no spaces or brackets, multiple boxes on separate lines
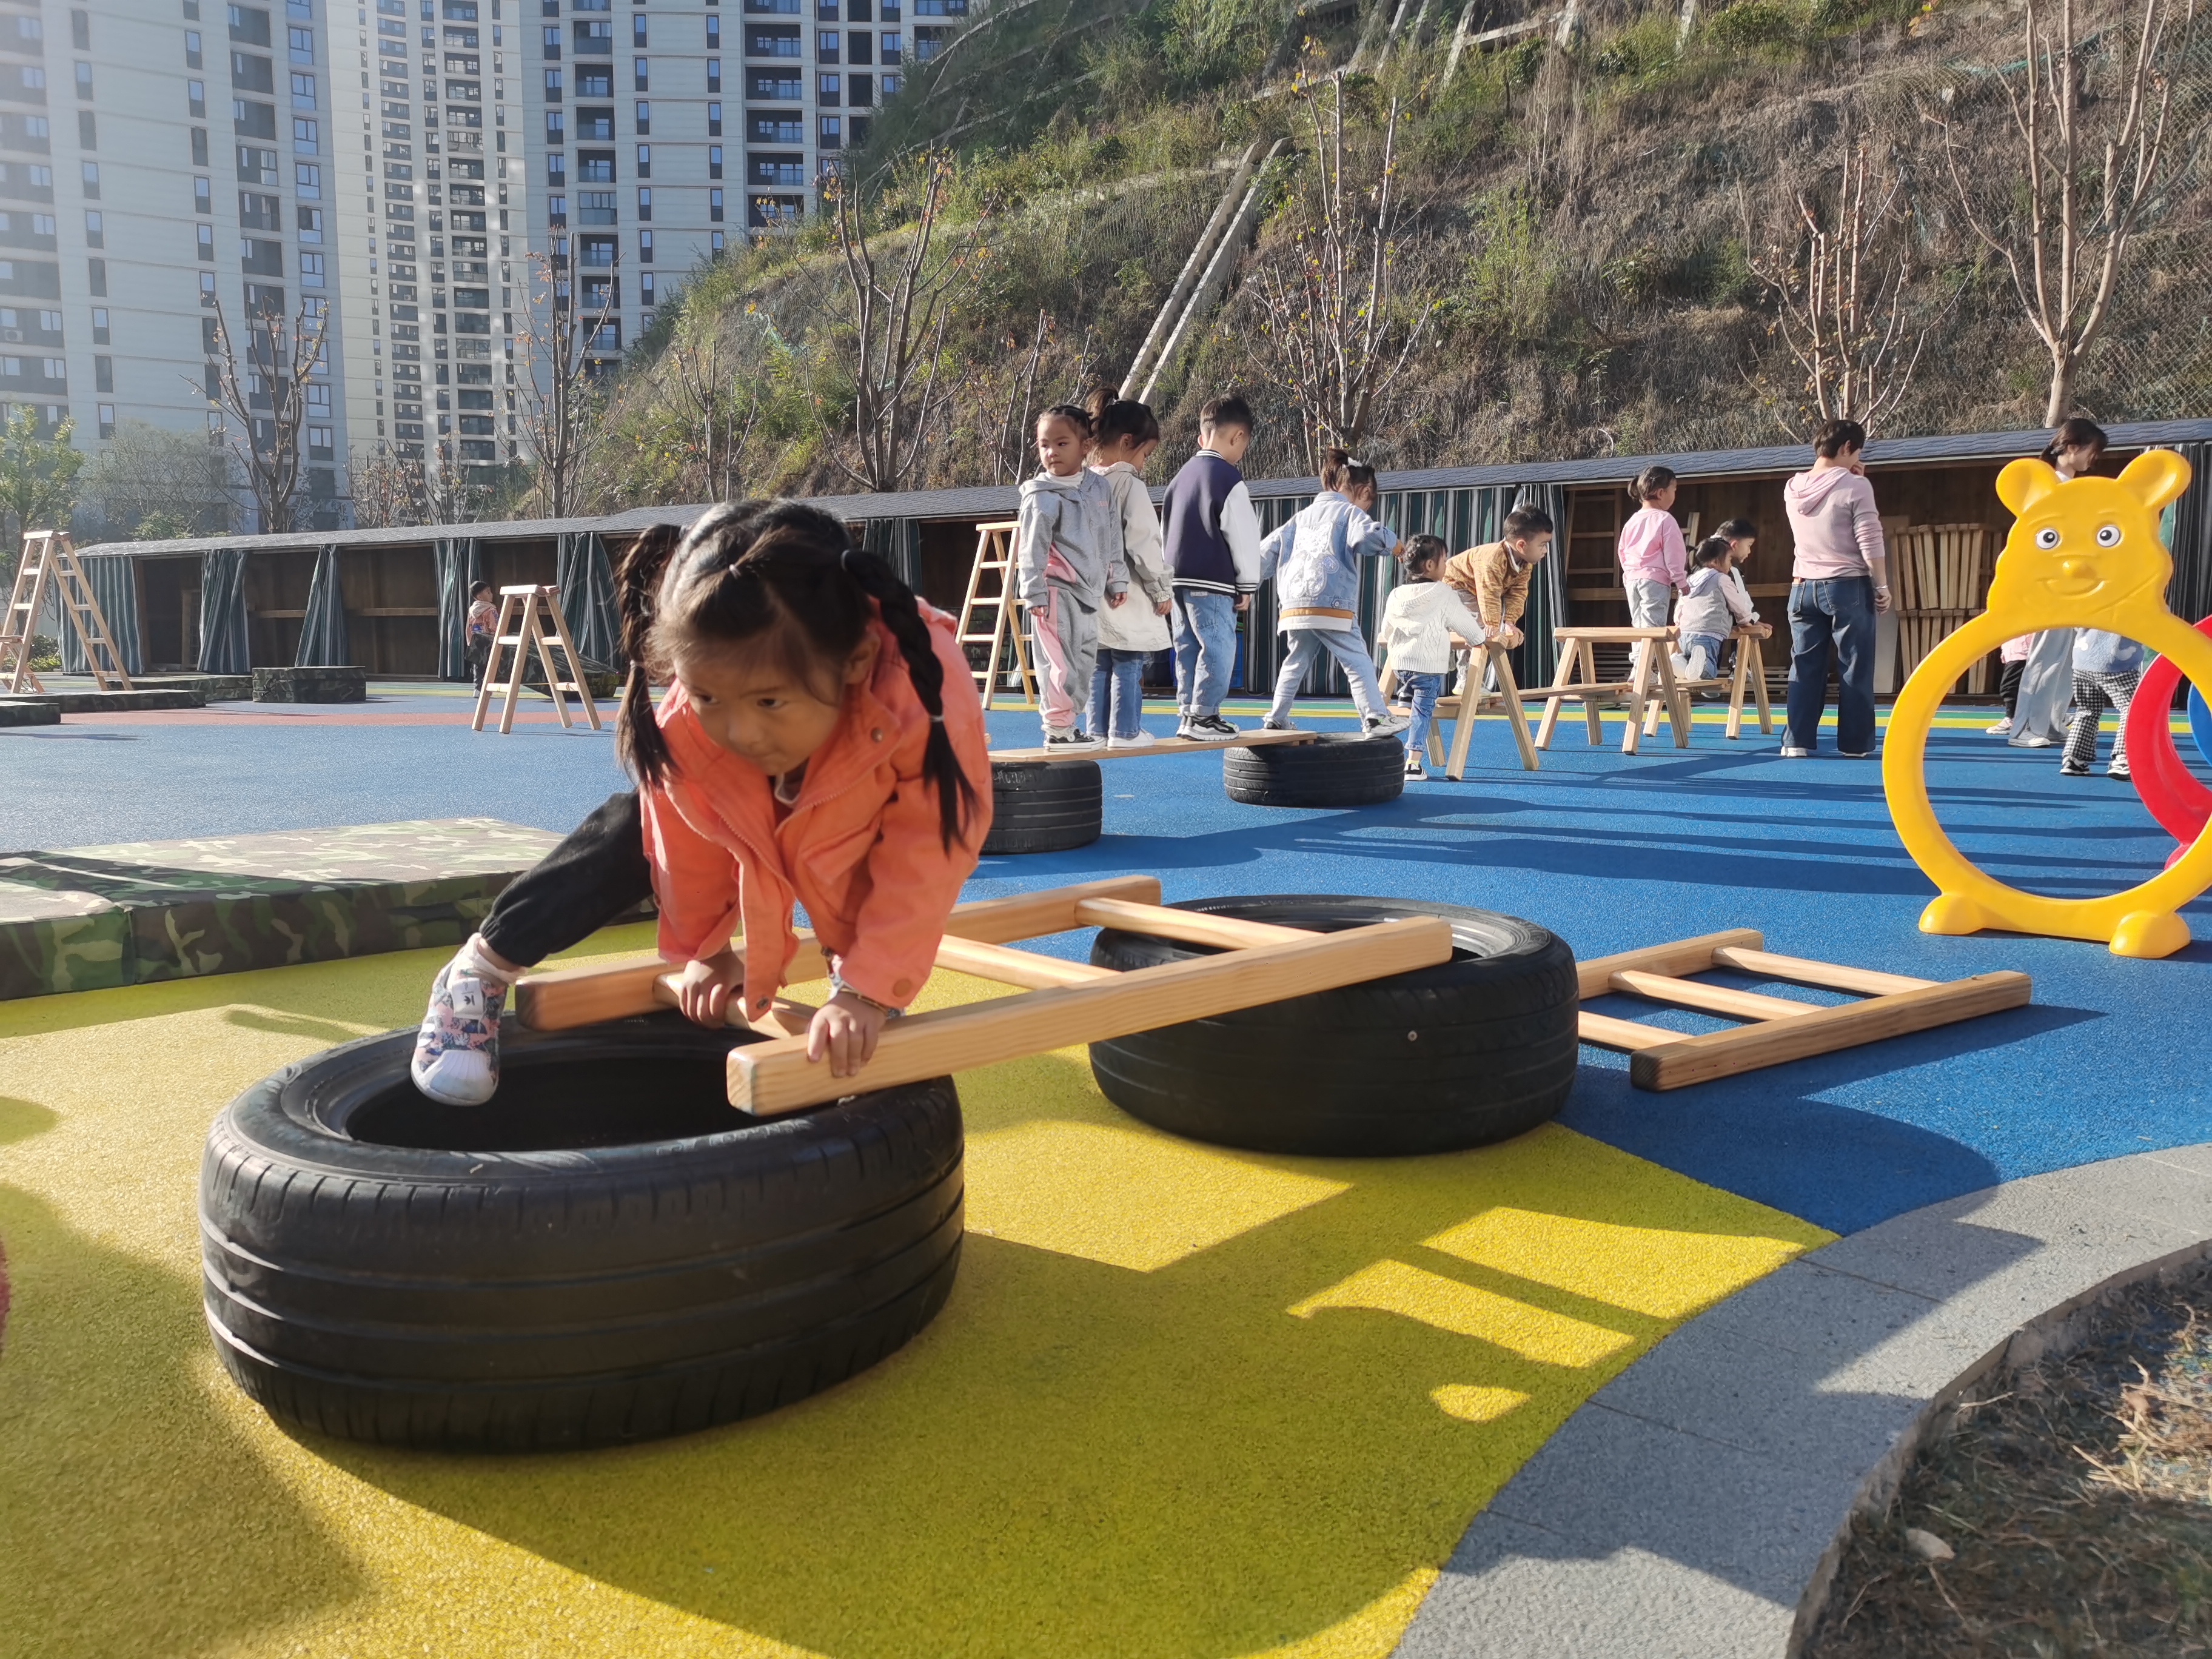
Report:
0,0,353,528
326,0,523,486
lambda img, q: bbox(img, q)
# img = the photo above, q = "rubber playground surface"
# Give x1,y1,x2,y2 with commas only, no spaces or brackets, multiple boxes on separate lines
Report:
4,685,2210,1657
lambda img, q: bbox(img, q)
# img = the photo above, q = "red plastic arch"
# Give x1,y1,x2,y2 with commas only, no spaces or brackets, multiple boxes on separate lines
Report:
2126,613,2212,864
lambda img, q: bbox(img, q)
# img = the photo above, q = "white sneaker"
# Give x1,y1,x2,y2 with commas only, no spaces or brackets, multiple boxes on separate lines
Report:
411,959,508,1105
2009,734,2054,749
1042,728,1104,751
1260,717,1299,731
1364,711,1412,737
1107,729,1157,749
1779,746,1811,758
1985,717,2014,736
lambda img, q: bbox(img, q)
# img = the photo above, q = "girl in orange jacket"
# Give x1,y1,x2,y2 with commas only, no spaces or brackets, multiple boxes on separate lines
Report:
411,503,990,1104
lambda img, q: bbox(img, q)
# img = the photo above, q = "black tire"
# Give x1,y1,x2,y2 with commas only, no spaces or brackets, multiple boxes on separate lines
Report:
1224,732,1406,808
982,758,1102,854
198,1013,963,1452
1088,894,1578,1156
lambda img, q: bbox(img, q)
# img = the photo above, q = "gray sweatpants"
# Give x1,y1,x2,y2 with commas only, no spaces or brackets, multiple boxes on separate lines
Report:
2011,628,2076,746
1269,627,1388,725
1626,578,1674,630
1029,582,1099,733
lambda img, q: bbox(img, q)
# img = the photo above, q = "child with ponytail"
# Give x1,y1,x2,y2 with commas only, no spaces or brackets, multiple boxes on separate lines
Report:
410,503,989,1104
1017,402,1127,748
1375,534,1488,776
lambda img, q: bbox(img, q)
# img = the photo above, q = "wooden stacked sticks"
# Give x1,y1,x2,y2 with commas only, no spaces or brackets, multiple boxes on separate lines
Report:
1893,523,1994,694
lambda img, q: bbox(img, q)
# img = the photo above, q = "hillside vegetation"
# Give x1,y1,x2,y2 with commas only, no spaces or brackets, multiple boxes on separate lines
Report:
586,0,2212,503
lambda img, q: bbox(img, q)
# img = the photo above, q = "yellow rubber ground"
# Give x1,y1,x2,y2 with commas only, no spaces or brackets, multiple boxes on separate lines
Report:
0,930,1830,1658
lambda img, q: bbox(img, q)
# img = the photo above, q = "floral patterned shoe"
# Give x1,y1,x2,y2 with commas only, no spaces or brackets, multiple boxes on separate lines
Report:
409,957,508,1105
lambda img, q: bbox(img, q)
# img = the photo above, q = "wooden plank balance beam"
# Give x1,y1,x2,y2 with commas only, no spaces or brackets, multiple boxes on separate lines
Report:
988,728,1318,764
1572,928,2033,1091
515,876,1456,1116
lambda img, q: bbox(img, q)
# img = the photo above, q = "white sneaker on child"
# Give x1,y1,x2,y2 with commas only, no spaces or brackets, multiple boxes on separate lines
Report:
1985,717,2014,736
1364,711,1412,737
1107,729,1158,749
410,956,508,1105
1042,728,1104,750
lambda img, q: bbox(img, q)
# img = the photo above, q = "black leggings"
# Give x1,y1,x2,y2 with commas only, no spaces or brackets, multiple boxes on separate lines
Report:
479,790,654,969
1999,658,2025,719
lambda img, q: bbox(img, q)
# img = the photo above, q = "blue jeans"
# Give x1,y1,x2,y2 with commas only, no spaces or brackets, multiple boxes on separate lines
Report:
1087,648,1149,739
1786,576,1877,754
1677,632,1724,680
1172,589,1238,718
1397,671,1444,762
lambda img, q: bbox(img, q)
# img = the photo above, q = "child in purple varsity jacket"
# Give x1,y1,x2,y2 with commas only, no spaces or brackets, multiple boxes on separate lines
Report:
1158,394,1264,739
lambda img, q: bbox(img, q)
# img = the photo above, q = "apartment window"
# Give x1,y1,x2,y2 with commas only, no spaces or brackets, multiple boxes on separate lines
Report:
578,189,615,224
295,161,321,196
632,13,646,43
577,65,611,96
816,29,836,58
80,162,99,199
297,205,323,241
90,307,108,344
851,0,871,16
189,80,206,118
70,10,88,49
846,30,869,61
635,186,650,218
301,250,324,286
819,0,836,16
186,29,205,67
706,57,721,90
711,229,724,252
634,142,649,176
637,227,652,261
709,186,723,221
289,25,313,61
881,71,899,95
706,13,720,44
708,144,722,177
819,114,840,147
199,271,216,304
193,128,210,165
96,403,115,439
195,177,213,213
541,23,558,55
818,71,839,99
74,62,92,99
640,270,654,307
634,101,648,132
82,211,101,247
79,112,96,147
94,355,111,392
882,0,899,16
880,30,899,61
307,423,332,458
633,56,647,89
87,256,104,294
197,223,215,259
544,67,561,96
578,151,614,181
291,72,315,106
546,192,566,222
545,110,565,142
706,100,720,135
848,72,871,104
293,116,317,152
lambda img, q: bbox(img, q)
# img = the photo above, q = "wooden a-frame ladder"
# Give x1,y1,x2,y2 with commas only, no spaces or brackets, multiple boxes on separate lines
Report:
953,518,1037,712
470,582,603,735
1,529,133,694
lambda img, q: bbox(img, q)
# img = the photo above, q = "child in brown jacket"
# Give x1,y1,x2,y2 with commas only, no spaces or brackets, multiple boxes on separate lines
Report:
1443,506,1555,648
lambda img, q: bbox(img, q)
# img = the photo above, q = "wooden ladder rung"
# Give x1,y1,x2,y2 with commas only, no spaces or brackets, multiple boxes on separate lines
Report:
1607,970,1816,1022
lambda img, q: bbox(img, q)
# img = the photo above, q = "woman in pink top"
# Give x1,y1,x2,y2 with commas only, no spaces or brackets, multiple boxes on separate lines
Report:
1780,418,1892,758
1616,464,1688,629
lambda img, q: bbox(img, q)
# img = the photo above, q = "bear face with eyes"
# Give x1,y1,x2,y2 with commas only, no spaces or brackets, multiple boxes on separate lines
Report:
1988,449,2192,618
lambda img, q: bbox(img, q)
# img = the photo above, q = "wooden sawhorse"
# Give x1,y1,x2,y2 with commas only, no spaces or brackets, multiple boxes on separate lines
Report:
1636,626,1774,742
1537,626,1689,755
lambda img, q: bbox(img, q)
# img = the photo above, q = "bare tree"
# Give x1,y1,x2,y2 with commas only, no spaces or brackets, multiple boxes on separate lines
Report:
201,300,329,534
346,441,426,529
821,157,981,492
1248,75,1434,472
82,419,236,539
663,329,765,501
1933,0,2193,424
515,247,619,517
1744,137,1938,434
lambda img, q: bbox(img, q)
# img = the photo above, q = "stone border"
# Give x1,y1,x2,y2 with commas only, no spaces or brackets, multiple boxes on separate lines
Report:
1391,1145,2212,1659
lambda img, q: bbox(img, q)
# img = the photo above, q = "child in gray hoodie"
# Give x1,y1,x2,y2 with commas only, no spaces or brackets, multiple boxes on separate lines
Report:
1017,403,1127,747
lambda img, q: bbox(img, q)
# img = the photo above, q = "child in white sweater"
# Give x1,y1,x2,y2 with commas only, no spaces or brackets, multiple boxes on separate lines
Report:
1375,535,1489,776
1673,535,1758,682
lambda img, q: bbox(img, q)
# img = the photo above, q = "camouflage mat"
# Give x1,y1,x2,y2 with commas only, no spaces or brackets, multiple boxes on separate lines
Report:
0,819,637,1000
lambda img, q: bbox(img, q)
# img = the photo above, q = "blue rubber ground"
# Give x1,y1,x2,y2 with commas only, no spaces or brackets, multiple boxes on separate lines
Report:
7,692,2209,1236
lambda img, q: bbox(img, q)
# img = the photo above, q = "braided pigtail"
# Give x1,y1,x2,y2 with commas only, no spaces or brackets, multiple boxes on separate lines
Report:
842,548,980,851
613,521,686,786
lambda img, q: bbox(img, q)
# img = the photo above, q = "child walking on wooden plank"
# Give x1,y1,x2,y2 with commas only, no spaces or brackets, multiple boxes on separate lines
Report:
1377,535,1489,776
409,505,990,1105
1017,403,1128,749
1257,449,1409,736
1085,391,1173,748
1617,465,1688,629
1160,394,1264,738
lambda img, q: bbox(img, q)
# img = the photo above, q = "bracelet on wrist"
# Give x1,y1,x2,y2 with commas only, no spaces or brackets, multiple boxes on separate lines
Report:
827,970,898,1016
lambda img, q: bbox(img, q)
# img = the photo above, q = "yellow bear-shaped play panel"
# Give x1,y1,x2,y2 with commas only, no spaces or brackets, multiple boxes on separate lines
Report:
1882,449,2212,958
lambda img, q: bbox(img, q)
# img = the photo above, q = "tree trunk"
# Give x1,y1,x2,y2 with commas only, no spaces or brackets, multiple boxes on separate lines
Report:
2044,346,2071,427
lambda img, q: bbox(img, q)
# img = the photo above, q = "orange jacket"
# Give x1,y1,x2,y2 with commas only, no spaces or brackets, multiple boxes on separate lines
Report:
637,603,992,1022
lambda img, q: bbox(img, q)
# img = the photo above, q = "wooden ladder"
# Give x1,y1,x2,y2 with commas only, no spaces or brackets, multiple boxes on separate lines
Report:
470,583,603,735
1,529,133,694
953,518,1037,711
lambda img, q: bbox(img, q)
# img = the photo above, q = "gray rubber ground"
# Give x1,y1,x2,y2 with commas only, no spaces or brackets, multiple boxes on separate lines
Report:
1392,1143,2212,1659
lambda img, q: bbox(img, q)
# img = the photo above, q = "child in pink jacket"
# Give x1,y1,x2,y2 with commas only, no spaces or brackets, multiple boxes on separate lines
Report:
411,504,990,1102
1617,464,1688,629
